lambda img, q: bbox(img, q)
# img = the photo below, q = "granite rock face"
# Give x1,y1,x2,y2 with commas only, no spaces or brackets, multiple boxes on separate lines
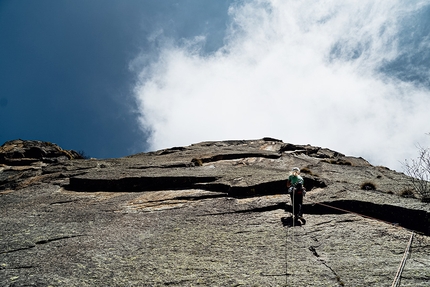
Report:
1,138,429,286
0,139,83,165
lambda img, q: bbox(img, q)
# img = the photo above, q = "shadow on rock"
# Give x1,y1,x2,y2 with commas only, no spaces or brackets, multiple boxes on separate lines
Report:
281,216,306,227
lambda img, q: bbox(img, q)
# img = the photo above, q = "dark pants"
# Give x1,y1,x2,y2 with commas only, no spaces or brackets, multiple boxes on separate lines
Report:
290,190,303,218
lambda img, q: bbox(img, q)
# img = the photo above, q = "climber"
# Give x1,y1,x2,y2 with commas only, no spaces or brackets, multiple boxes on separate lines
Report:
287,167,306,223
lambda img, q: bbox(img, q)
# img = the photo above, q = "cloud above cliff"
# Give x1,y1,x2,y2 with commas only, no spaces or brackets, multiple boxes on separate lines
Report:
133,0,430,170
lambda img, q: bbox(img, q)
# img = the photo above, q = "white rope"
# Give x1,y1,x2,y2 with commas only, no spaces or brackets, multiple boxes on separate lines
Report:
286,188,295,286
297,194,417,287
286,217,289,286
391,231,414,287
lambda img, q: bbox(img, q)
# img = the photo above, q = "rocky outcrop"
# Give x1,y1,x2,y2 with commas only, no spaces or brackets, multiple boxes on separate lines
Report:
1,138,429,286
0,139,83,190
0,139,83,165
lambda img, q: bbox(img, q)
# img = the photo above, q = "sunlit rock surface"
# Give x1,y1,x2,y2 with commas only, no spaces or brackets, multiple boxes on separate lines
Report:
1,138,429,286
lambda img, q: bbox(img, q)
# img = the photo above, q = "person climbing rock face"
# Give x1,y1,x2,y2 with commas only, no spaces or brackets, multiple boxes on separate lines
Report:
287,167,306,224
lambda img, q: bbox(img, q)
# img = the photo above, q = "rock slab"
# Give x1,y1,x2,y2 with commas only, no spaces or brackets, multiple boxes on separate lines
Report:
1,138,429,286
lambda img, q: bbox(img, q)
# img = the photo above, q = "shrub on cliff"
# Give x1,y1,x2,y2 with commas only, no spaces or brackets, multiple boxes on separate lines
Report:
403,143,430,202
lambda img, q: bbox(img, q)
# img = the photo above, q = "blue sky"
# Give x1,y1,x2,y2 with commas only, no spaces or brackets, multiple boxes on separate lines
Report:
0,0,231,158
1,0,430,171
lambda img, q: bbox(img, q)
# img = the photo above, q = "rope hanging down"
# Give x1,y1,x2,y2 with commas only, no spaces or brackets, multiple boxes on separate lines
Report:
302,197,417,286
391,231,414,287
305,198,398,226
285,187,296,286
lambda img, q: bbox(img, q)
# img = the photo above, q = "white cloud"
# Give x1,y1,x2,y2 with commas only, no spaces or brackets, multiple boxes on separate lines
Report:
133,0,430,171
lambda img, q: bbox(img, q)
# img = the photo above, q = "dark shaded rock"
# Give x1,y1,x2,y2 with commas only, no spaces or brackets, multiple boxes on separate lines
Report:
0,139,83,166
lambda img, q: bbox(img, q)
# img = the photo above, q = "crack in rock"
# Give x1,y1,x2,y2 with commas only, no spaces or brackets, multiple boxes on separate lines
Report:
0,235,83,254
3,265,34,270
320,260,345,286
309,245,345,286
0,245,36,254
304,200,430,235
49,199,80,205
35,235,83,245
309,246,320,257
309,245,345,287
191,152,281,165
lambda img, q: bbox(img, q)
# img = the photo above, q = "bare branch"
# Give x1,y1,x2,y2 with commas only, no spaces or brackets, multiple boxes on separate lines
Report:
403,144,430,202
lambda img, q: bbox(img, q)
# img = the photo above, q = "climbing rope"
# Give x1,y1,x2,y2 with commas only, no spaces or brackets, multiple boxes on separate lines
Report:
391,231,414,287
304,198,398,226
301,197,417,286
285,187,296,286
